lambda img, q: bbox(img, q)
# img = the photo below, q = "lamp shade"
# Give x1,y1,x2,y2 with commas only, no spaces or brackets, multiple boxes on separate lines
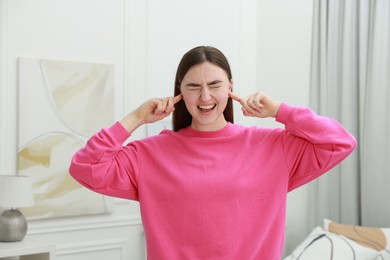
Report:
0,175,34,208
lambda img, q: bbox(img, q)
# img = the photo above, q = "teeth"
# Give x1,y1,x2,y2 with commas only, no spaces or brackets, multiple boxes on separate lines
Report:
199,105,215,110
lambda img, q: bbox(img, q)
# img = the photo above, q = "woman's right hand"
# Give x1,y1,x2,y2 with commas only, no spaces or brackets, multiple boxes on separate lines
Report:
120,94,182,133
135,94,183,124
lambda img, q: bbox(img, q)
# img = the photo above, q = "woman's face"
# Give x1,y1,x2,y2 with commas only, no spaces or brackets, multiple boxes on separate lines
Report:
180,62,232,131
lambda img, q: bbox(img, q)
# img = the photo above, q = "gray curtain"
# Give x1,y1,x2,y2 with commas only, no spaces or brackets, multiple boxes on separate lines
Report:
308,0,390,230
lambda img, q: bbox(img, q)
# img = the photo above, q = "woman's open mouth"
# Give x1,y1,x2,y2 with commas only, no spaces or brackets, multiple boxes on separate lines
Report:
197,104,217,113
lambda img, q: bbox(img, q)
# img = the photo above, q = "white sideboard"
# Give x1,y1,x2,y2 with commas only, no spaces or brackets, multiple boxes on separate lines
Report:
0,236,55,260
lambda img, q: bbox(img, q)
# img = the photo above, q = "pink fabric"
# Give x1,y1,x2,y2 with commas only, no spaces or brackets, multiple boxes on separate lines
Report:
69,103,356,259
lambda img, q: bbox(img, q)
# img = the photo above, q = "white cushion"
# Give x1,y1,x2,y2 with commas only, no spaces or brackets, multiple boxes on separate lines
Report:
284,219,390,260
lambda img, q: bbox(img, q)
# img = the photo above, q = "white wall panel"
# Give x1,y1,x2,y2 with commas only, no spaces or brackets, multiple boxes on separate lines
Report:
145,0,241,98
256,0,314,254
56,238,129,260
2,1,145,259
0,0,17,174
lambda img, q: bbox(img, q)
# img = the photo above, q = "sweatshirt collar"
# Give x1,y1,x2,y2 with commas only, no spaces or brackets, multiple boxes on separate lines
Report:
178,122,235,138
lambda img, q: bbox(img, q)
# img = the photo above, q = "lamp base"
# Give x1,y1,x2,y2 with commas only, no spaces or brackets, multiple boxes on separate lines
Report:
0,209,28,242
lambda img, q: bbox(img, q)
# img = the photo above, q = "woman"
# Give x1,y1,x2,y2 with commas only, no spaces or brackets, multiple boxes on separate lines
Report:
69,46,356,259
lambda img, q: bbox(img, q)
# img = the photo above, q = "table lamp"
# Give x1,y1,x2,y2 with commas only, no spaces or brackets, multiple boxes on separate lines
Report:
0,175,34,242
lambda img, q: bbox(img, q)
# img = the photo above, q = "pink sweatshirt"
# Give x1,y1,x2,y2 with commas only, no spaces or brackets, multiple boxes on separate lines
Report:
69,103,356,259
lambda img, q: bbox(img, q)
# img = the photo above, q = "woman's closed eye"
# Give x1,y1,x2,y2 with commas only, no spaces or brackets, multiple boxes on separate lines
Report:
187,86,201,91
187,85,220,91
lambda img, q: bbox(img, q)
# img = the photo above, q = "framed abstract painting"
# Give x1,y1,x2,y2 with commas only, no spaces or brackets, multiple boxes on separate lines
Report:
18,58,115,219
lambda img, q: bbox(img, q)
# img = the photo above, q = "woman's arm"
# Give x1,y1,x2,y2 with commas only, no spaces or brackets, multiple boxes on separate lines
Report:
230,91,357,191
69,95,182,199
276,103,357,191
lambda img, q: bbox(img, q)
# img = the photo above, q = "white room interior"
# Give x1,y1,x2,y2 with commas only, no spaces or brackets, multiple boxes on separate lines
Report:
3,0,387,259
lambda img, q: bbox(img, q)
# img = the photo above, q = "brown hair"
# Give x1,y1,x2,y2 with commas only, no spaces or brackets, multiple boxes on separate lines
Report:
172,46,234,132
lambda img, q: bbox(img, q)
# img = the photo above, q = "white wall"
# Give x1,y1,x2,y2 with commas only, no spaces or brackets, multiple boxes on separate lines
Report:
1,0,145,259
0,0,313,257
256,0,314,254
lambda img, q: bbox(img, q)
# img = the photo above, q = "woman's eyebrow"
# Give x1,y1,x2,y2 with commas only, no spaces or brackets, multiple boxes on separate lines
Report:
185,82,201,87
208,80,223,85
185,80,223,87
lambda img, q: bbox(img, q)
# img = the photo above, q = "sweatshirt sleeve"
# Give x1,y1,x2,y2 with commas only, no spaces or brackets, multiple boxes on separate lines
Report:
69,121,140,200
275,103,357,191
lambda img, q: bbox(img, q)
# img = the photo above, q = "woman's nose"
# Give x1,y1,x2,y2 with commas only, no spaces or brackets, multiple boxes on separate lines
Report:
200,87,211,100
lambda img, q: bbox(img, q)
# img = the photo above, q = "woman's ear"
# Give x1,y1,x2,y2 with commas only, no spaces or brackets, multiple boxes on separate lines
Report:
229,80,233,91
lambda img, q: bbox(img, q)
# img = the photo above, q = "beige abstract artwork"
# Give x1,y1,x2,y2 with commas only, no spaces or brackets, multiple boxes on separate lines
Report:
18,58,115,219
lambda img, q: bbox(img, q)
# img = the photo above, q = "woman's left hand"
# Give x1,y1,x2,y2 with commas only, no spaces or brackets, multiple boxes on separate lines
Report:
229,91,281,118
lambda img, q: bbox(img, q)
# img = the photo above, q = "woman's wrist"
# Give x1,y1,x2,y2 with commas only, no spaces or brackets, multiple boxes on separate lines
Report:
119,111,144,133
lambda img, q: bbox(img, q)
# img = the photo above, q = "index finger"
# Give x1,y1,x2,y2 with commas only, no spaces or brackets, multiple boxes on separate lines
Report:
228,91,242,102
173,93,183,104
